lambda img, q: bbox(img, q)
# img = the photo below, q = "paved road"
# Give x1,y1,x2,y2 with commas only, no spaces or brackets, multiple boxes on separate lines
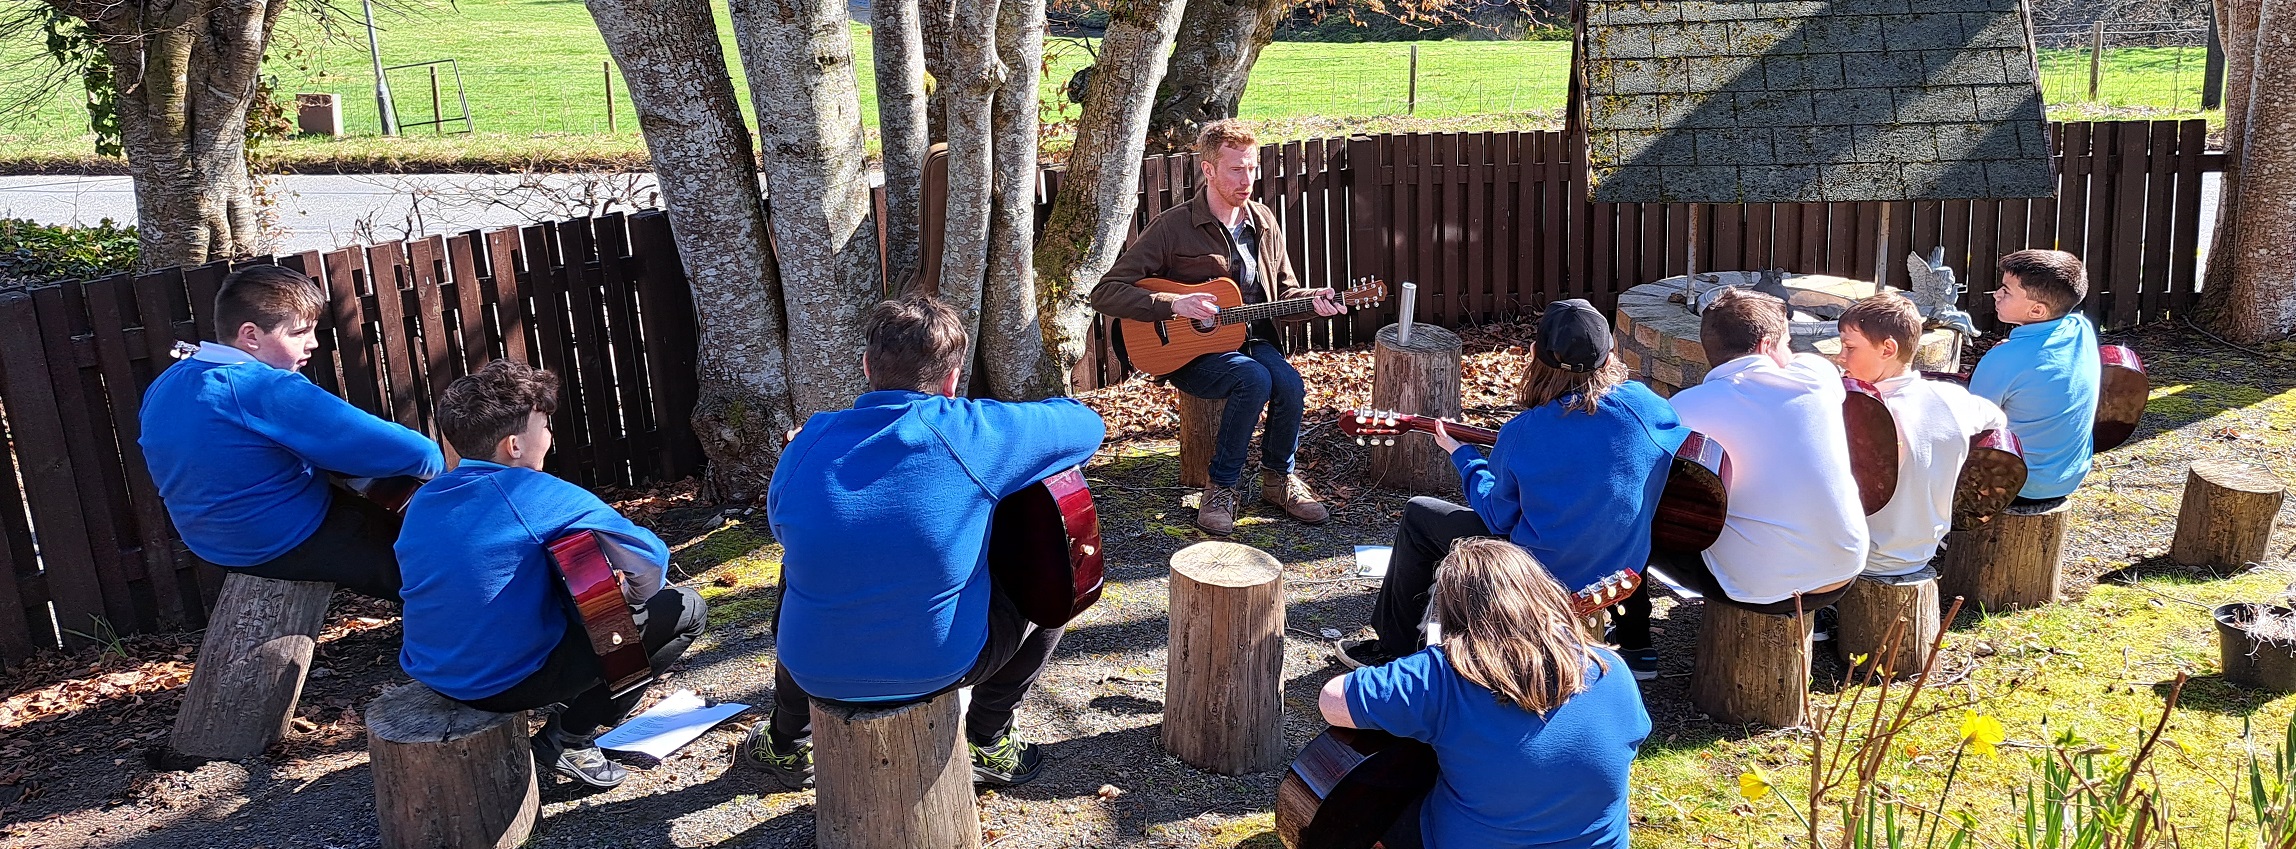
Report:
0,171,2222,274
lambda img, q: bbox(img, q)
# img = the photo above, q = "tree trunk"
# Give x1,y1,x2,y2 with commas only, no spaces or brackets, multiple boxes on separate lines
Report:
1369,323,1464,493
920,0,955,145
2214,0,2296,343
2171,459,2287,568
729,0,879,413
1163,541,1286,775
587,0,796,499
935,0,1003,379
1144,0,1291,155
875,0,931,292
980,0,1053,399
169,572,332,760
85,0,278,268
1034,0,1187,392
2201,0,2260,310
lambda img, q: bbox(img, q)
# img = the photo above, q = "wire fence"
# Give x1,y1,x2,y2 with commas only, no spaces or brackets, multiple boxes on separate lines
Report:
2031,21,2216,113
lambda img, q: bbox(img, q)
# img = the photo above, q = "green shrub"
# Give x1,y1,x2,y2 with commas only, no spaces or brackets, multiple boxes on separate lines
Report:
0,218,140,285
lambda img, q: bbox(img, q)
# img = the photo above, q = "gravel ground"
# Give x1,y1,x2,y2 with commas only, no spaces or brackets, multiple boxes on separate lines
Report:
1,320,2289,849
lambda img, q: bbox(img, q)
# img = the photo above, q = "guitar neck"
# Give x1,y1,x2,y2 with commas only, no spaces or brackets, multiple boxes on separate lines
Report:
1203,294,1328,326
1402,416,1498,446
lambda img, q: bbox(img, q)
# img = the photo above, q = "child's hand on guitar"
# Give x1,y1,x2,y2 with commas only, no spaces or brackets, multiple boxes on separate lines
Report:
1431,419,1463,453
1309,288,1347,316
1171,292,1220,321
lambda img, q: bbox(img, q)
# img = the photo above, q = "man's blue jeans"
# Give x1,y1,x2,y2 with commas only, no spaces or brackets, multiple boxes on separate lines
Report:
1163,339,1304,488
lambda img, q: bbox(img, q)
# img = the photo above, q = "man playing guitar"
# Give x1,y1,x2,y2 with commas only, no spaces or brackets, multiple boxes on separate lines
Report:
1091,119,1346,535
1337,300,1688,681
743,296,1106,788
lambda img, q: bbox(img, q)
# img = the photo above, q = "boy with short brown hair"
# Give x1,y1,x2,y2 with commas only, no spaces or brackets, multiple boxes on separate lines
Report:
138,265,442,600
1970,250,2101,506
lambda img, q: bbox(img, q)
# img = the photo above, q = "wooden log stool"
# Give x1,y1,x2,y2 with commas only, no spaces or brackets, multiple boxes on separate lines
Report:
811,692,978,849
1164,541,1285,775
1834,568,1942,679
1692,603,1815,727
1369,323,1463,492
366,682,538,849
1934,499,2072,612
169,571,335,760
2171,460,2288,570
1176,394,1228,489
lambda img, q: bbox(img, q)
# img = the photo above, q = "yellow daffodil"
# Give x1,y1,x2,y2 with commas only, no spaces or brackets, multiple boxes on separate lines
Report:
1960,712,2005,759
1737,767,1773,802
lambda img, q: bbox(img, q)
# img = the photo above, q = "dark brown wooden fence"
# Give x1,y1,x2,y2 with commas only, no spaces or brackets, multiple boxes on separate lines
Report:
0,212,700,660
0,120,2219,662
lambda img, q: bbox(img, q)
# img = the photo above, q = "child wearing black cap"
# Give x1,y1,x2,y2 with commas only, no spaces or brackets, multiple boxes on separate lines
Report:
1339,299,1689,680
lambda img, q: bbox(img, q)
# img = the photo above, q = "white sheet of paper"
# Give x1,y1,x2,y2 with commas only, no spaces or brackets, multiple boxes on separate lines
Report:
595,689,750,759
1354,545,1392,578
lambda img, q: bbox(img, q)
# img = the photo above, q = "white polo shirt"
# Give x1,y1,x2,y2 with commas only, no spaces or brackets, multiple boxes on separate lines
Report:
1864,372,2009,576
1668,352,1869,604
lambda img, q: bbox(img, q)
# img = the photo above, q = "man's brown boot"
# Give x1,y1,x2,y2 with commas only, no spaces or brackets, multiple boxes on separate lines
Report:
1196,486,1239,535
1261,471,1330,524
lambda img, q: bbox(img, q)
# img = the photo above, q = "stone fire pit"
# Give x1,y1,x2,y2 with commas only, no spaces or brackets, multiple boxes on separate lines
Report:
1614,272,1964,396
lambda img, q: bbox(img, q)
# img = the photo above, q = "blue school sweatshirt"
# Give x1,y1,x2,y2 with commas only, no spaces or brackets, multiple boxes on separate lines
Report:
394,459,671,700
768,390,1105,702
1346,645,1650,849
137,343,443,566
1968,313,2101,499
1451,381,1688,595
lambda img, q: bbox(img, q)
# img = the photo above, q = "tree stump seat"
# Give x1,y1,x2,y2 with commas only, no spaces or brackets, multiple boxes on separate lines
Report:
1369,323,1463,492
366,682,538,849
1163,541,1285,775
811,692,979,849
2171,460,2287,570
1176,393,1228,490
1834,567,1941,679
169,571,335,760
1934,498,2072,612
1691,603,1814,728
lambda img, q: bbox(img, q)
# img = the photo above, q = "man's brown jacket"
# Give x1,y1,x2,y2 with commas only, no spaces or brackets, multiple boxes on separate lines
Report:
1089,189,1310,322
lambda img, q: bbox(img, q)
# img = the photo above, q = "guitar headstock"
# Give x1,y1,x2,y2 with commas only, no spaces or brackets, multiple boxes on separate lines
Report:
1340,277,1389,309
1574,569,1641,616
1339,409,1406,445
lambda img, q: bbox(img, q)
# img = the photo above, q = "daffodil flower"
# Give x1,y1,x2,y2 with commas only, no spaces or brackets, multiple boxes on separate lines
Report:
1960,712,2005,759
1737,767,1773,802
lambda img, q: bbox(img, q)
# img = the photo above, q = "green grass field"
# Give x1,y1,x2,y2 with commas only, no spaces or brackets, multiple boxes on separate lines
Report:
0,0,2219,170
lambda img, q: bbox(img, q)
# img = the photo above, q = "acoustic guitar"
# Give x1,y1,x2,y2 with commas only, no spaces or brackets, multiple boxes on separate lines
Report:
1842,377,1899,516
1912,370,2031,527
2095,344,2148,451
986,466,1106,629
1115,277,1388,376
545,532,655,698
1275,726,1436,849
334,474,422,513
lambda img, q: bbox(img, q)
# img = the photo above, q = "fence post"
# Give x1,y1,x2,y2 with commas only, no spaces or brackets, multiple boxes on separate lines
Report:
1407,45,1419,115
2088,22,2105,102
2203,8,2226,110
428,65,443,135
604,61,617,133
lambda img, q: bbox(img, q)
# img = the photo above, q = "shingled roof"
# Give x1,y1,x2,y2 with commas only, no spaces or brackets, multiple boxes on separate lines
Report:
1579,0,2055,203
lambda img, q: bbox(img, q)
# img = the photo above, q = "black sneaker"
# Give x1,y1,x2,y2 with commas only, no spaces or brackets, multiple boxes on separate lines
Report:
1336,638,1396,669
552,745,631,788
1811,606,1838,643
734,724,815,789
1621,648,1658,682
970,731,1046,786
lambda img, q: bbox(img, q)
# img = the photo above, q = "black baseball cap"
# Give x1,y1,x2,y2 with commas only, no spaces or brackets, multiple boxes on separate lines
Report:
1537,299,1611,373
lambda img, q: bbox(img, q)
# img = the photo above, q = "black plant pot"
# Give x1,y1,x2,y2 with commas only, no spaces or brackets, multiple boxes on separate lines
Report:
2215,603,2296,692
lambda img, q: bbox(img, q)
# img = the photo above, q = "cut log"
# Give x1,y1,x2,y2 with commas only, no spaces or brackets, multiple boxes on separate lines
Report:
1691,603,1812,728
367,682,538,849
1834,573,1940,679
169,572,334,760
1369,323,1464,493
1934,499,2071,612
1163,541,1285,775
2171,460,2287,570
811,692,979,849
1176,393,1229,490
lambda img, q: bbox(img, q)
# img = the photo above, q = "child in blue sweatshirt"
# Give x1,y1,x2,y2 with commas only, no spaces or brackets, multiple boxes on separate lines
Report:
396,359,706,788
1969,250,2102,508
1338,299,1686,681
1322,539,1649,849
740,296,1106,789
138,266,442,601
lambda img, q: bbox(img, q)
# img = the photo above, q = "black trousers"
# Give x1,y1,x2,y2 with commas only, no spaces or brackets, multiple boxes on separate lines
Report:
1369,496,1498,658
1613,551,1856,649
769,582,1062,747
457,586,709,739
233,487,406,602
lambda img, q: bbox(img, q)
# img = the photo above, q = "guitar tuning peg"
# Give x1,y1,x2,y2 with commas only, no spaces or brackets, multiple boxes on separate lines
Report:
1356,437,1366,446
1354,414,1368,424
1384,438,1397,446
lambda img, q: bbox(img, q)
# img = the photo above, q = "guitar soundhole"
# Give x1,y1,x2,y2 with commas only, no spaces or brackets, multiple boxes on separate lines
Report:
1189,318,1218,334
